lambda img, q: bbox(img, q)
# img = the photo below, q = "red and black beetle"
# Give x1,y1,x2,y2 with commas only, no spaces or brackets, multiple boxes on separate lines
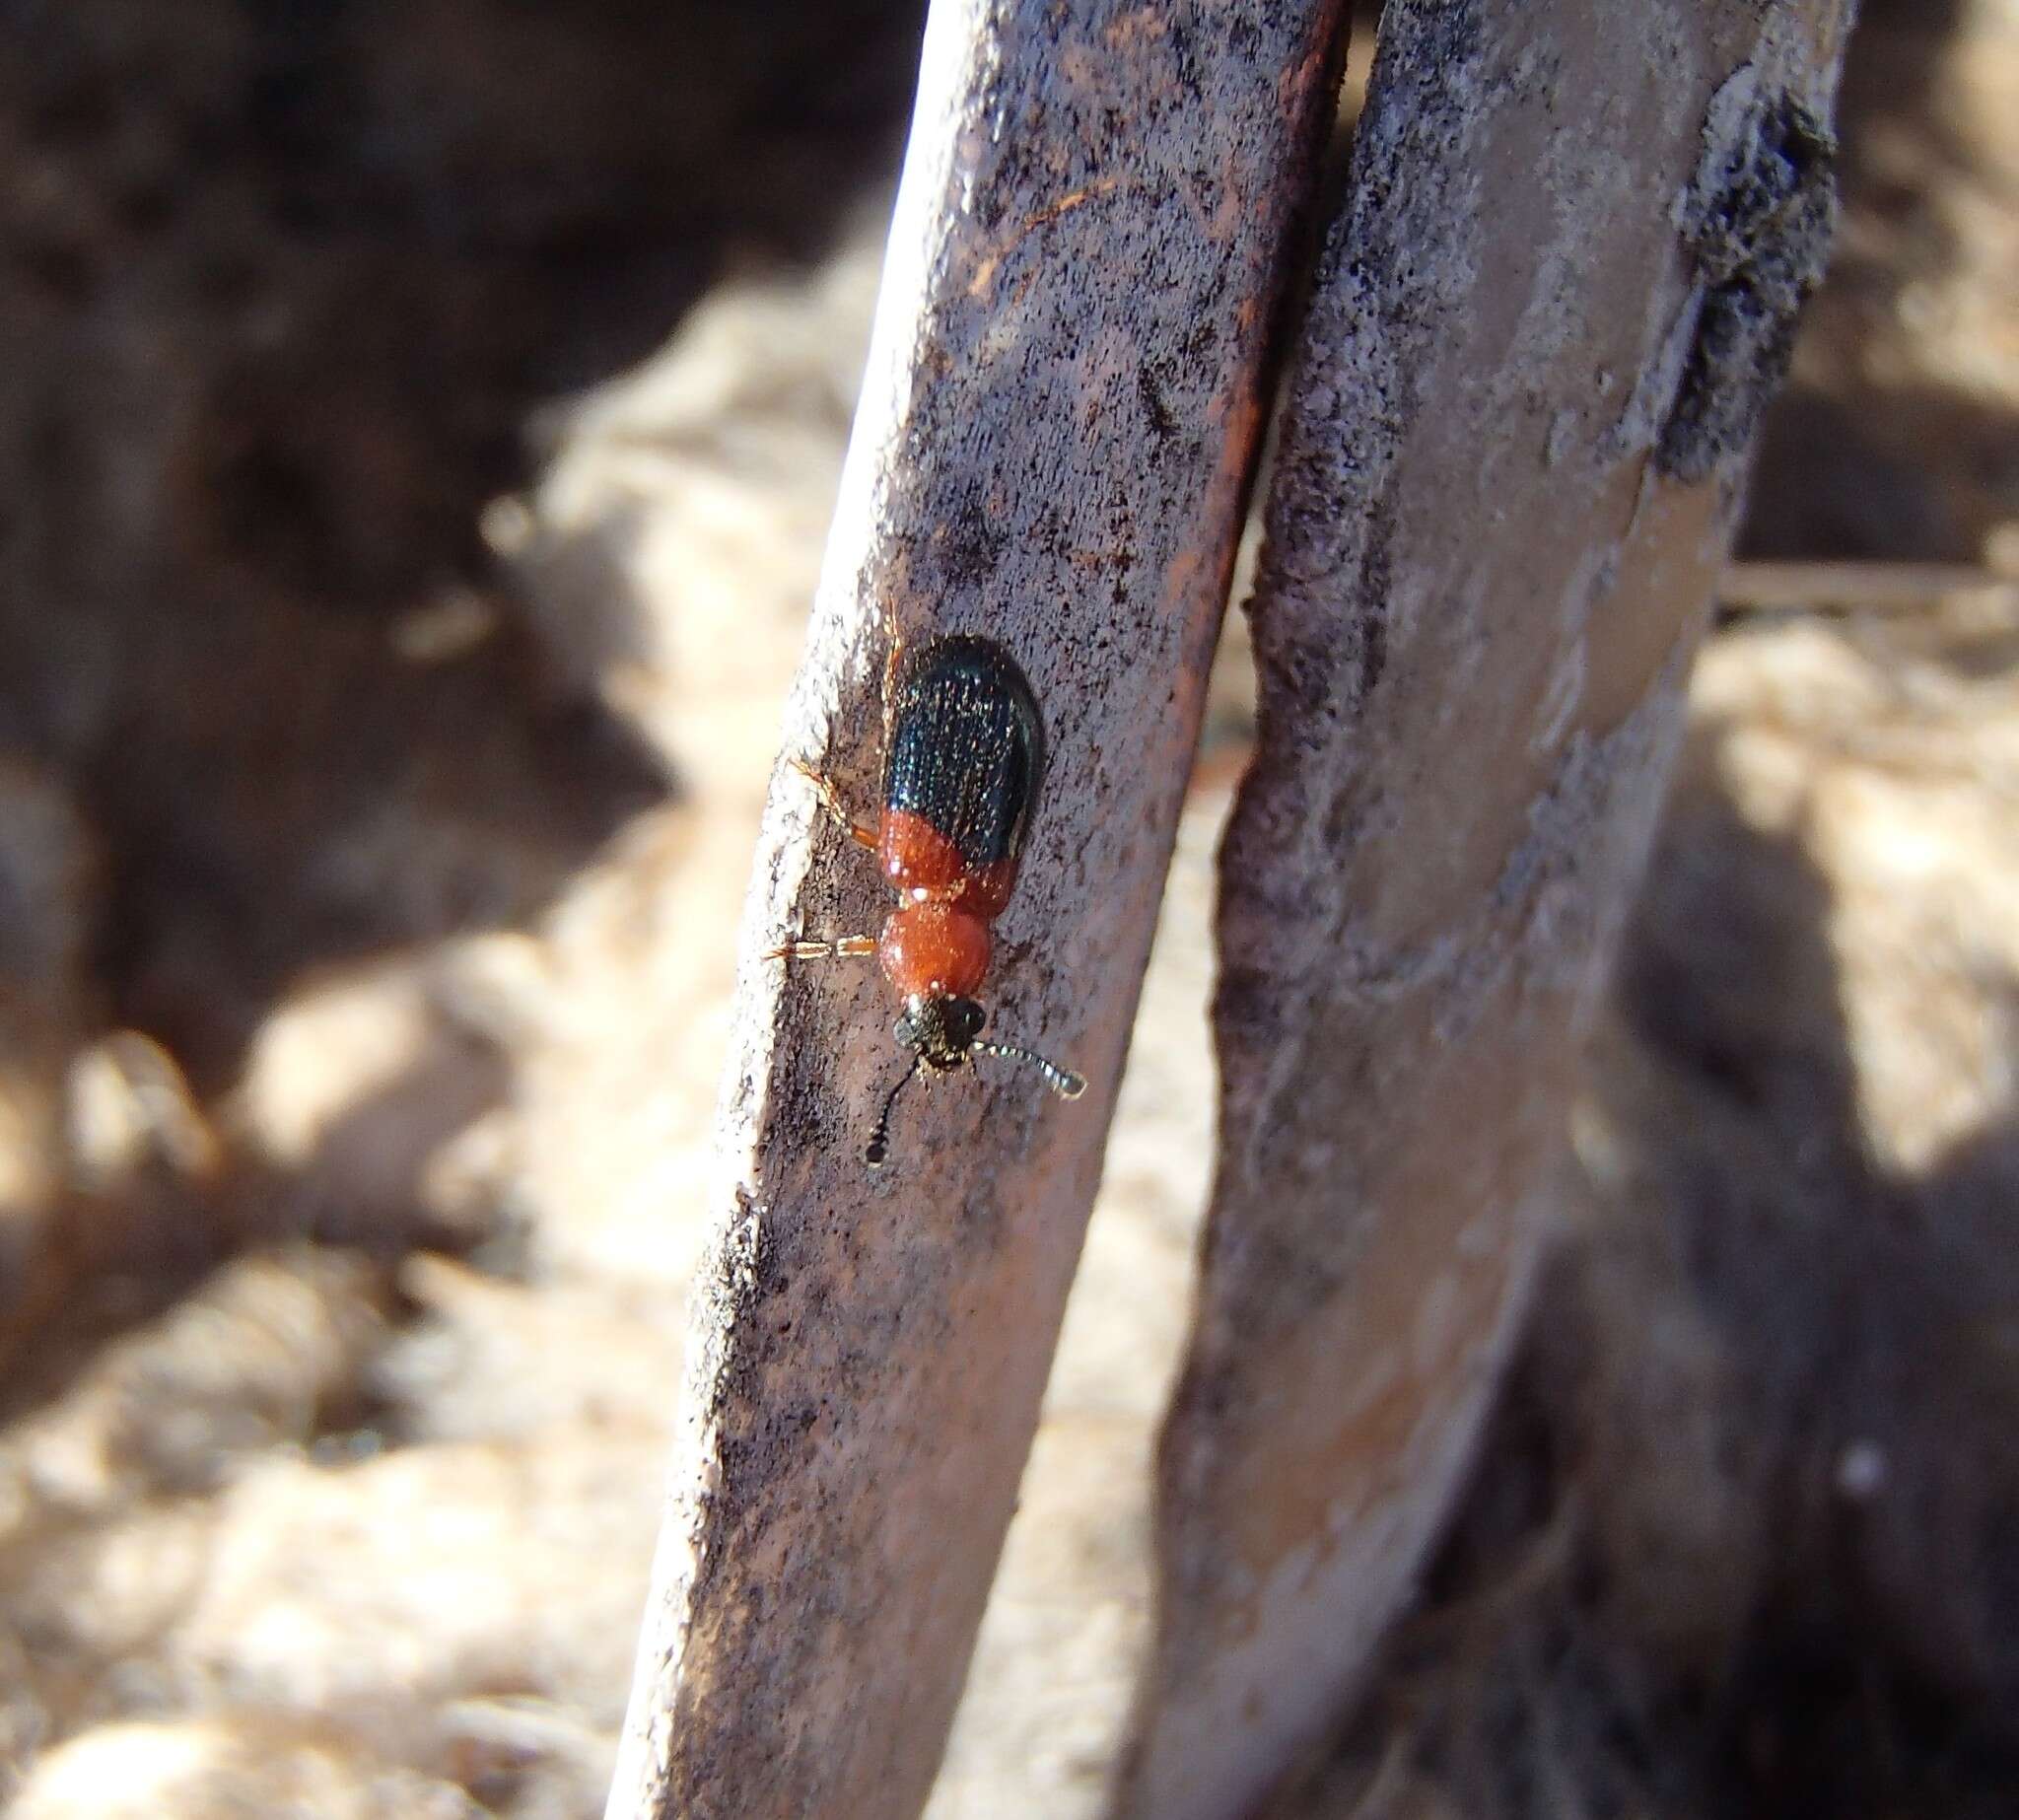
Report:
768,629,1084,1164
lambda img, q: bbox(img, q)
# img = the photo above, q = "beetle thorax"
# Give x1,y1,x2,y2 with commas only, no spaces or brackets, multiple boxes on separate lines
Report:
878,900,992,1002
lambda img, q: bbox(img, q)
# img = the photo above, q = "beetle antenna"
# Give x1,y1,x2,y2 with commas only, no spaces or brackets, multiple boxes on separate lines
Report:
865,1055,925,1166
973,1040,1086,1100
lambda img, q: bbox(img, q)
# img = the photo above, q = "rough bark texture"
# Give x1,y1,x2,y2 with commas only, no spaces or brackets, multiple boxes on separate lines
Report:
604,4,1349,1817
1113,4,1854,1817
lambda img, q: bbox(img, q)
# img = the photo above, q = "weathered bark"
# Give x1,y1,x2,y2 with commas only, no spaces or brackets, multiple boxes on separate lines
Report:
604,4,1349,1817
1114,4,1853,1817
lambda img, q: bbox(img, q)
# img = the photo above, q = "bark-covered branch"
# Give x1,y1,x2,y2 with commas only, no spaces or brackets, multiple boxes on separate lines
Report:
604,4,1349,1816
1115,4,1853,1816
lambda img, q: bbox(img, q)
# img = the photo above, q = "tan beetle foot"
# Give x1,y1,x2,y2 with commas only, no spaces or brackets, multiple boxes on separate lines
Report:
765,934,877,964
788,758,879,851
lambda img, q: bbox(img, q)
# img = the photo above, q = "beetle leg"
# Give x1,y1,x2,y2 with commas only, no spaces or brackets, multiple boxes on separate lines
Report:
788,758,878,850
764,935,877,963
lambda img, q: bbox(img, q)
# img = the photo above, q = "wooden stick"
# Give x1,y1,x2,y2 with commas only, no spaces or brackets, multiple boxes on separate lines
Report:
1114,4,1858,1816
603,4,1351,1816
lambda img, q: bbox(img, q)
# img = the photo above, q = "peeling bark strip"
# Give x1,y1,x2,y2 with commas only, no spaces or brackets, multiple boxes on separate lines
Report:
1114,4,1853,1818
605,5,1350,1818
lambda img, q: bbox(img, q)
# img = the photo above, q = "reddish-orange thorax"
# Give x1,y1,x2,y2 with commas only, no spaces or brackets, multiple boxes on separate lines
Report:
874,806,1021,1003
878,900,991,1001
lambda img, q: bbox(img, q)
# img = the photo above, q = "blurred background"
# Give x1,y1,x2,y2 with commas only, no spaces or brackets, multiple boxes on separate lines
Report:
0,1,2013,1815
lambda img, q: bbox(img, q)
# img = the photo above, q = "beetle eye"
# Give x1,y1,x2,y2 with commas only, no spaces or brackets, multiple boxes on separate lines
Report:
893,1013,920,1050
947,999,986,1045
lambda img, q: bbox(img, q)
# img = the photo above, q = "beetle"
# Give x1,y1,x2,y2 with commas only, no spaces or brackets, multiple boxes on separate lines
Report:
767,629,1084,1164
